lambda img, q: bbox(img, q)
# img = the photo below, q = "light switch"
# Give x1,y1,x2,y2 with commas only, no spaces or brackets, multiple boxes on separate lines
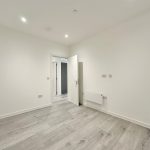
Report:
102,74,107,78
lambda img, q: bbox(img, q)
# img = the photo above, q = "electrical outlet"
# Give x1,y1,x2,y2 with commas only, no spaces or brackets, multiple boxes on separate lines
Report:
38,95,43,98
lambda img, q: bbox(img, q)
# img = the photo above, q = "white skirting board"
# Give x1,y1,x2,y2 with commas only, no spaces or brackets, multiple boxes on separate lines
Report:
84,101,150,129
1,100,150,130
0,103,52,120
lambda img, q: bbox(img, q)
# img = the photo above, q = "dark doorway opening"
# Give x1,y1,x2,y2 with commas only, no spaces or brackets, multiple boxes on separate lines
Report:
61,63,67,94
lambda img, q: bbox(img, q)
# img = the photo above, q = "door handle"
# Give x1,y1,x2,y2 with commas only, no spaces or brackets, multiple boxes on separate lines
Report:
75,80,78,85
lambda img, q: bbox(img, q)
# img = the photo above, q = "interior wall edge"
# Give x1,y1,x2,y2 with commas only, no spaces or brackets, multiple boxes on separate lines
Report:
0,103,52,120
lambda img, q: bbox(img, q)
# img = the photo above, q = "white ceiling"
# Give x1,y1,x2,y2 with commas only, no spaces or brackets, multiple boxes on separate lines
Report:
0,0,150,46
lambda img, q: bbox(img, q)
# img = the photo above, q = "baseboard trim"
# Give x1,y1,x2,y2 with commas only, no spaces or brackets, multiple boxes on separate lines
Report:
0,103,52,120
102,110,150,129
1,101,150,130
84,102,150,129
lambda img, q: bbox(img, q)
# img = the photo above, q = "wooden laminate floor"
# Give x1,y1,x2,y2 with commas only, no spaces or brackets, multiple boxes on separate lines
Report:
0,101,150,150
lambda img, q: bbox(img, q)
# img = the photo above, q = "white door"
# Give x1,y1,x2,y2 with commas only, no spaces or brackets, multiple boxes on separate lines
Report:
50,54,53,102
68,55,79,105
52,62,57,96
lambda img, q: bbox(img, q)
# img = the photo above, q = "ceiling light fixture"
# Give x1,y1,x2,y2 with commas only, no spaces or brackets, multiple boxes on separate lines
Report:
65,34,69,38
20,16,27,23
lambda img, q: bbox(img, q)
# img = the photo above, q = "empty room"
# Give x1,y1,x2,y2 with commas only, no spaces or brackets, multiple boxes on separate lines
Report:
0,0,150,149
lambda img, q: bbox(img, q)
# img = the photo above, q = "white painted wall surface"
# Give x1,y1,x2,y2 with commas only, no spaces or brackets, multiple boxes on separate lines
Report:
0,25,69,118
70,11,150,127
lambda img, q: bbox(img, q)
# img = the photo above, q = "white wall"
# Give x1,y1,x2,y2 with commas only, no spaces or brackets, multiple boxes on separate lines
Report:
70,11,150,127
0,25,69,118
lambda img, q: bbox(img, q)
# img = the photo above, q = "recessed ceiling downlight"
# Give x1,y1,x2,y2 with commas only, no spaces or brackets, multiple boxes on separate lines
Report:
20,16,27,23
65,34,69,38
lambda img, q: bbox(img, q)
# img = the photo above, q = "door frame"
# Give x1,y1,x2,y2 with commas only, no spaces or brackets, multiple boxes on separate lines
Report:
51,56,68,101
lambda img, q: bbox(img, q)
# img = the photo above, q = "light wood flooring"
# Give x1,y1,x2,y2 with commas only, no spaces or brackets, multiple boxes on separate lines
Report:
0,100,150,150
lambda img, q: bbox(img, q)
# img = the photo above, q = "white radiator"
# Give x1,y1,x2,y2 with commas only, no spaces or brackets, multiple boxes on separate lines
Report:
84,92,104,105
